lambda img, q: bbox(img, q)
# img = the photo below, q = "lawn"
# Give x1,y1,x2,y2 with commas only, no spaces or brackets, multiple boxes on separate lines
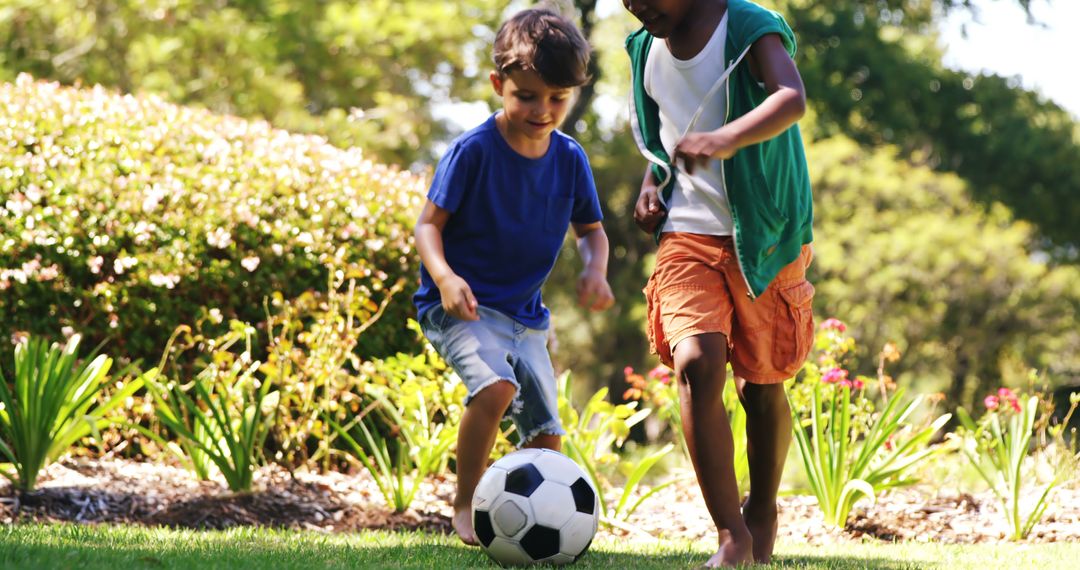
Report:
0,524,1076,570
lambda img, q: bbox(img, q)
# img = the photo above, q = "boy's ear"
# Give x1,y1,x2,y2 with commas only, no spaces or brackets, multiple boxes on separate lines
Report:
490,70,504,96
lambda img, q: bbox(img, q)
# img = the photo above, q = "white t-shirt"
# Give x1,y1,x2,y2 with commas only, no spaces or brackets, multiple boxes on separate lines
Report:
644,12,732,236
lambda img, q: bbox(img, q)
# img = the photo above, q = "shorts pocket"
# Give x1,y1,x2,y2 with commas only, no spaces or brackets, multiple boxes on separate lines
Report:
545,194,574,233
771,279,815,372
420,306,451,349
428,305,452,330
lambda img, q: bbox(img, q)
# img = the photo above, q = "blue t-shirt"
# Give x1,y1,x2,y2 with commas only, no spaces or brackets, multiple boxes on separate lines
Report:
413,114,603,329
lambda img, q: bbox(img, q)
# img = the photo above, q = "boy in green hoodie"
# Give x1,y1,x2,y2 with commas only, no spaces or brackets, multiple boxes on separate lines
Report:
623,0,814,566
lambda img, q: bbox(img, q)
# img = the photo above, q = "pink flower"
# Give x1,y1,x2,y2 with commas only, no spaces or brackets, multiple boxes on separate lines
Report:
984,395,1000,410
852,378,865,390
822,367,848,384
648,365,673,384
996,387,1021,412
820,318,847,332
624,366,634,377
838,379,853,389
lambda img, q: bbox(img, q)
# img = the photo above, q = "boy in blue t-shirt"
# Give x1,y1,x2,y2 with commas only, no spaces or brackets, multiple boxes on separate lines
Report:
413,7,614,546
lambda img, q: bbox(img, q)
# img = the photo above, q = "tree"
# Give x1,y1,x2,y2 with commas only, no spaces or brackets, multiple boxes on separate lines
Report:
806,135,1080,410
0,0,509,166
779,0,1080,254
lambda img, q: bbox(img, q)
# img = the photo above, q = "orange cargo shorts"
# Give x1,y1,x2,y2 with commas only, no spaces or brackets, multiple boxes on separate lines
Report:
644,232,815,384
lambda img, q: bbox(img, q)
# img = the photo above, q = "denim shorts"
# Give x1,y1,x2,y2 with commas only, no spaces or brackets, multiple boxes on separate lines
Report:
420,305,565,445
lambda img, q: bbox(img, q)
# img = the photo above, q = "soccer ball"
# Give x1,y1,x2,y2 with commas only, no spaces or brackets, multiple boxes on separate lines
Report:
472,448,599,566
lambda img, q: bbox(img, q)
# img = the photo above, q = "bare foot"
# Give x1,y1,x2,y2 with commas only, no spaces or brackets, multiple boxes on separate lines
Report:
743,500,778,564
704,529,753,568
453,509,479,546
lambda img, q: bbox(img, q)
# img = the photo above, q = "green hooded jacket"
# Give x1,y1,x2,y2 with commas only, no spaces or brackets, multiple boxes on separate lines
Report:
626,0,813,298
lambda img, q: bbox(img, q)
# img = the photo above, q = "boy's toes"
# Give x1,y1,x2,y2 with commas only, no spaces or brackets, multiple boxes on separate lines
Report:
453,510,479,546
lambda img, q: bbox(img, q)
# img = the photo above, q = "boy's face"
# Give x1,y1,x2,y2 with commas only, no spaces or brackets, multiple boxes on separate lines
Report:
490,68,573,142
622,0,693,38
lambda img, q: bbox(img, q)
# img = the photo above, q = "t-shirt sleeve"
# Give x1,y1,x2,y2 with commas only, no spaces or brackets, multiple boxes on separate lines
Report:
427,140,479,213
570,145,603,224
737,4,797,57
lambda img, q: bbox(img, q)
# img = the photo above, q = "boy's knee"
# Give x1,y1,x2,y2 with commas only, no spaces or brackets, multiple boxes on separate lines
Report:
672,334,728,382
741,382,789,414
487,378,518,401
471,379,518,412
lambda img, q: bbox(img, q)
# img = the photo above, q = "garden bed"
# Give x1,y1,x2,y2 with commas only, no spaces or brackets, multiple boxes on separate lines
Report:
2,457,1077,545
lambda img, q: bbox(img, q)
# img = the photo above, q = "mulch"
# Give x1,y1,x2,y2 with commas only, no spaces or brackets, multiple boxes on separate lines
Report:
2,457,1078,545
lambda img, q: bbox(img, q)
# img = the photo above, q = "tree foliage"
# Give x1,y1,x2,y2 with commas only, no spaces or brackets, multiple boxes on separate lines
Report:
0,0,508,166
806,135,1080,409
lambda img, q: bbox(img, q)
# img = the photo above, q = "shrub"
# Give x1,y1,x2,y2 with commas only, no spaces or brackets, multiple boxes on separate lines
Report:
0,334,145,492
0,74,425,368
955,382,1080,539
330,334,465,512
560,371,675,525
789,319,951,527
141,321,278,492
260,273,408,471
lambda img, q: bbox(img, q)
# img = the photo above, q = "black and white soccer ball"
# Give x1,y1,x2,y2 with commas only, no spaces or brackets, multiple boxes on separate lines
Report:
472,448,599,566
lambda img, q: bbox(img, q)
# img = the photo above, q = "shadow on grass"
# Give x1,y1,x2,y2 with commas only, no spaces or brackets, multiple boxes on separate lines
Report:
0,524,936,570
590,550,934,570
769,553,935,569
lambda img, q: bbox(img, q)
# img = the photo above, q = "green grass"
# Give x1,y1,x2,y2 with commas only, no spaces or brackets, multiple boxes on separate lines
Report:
0,524,1076,569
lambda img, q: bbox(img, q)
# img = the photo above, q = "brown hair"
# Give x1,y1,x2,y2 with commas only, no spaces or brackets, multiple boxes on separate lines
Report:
492,7,591,88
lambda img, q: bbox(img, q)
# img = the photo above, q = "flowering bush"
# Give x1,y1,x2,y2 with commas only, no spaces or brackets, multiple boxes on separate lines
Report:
0,75,425,367
955,380,1080,539
789,318,951,527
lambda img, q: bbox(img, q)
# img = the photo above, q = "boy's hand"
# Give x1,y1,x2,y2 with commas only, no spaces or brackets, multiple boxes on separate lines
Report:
577,268,615,311
634,184,666,234
438,275,479,321
674,128,739,175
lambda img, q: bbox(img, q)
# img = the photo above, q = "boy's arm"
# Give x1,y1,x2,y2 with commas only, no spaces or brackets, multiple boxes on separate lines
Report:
571,221,615,311
414,200,479,320
633,166,666,234
674,33,807,174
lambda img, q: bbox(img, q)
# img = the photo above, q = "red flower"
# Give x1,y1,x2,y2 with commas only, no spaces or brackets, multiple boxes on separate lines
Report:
984,395,1000,410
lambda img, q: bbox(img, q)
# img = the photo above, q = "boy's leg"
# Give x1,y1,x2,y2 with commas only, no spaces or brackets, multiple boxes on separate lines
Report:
453,380,517,545
736,379,792,564
673,333,753,568
421,306,525,546
727,244,815,563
